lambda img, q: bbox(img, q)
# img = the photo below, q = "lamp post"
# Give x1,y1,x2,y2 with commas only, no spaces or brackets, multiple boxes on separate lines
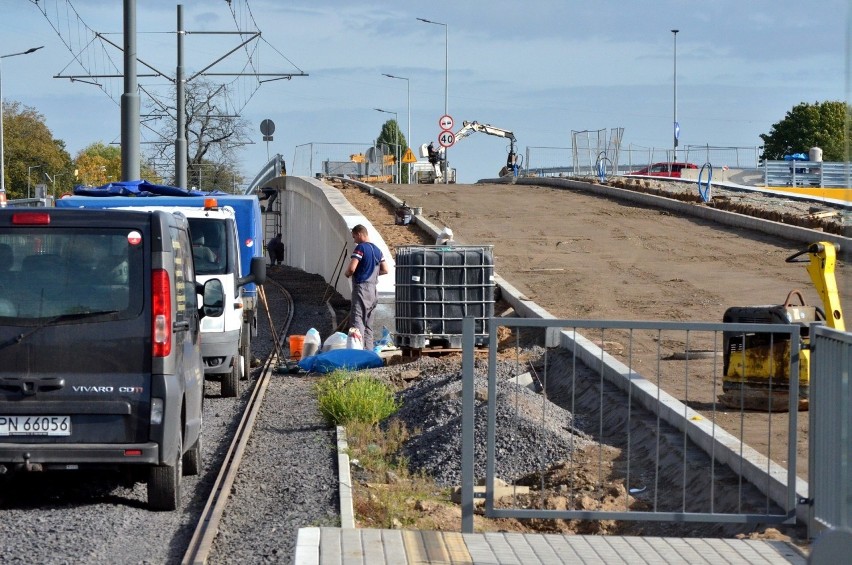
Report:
45,172,65,199
374,108,400,183
27,165,41,198
671,29,679,170
382,73,411,184
1,46,44,207
417,18,448,184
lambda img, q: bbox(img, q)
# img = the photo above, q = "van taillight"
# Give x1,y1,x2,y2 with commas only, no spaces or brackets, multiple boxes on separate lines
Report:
152,269,172,357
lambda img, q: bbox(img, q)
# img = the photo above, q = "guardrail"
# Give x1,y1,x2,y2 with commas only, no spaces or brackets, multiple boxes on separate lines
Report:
460,317,804,532
4,197,54,208
244,153,287,195
763,160,850,188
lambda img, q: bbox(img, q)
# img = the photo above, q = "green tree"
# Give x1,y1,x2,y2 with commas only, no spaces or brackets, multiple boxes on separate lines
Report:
376,119,408,183
759,101,849,161
1,101,72,199
74,142,121,187
74,141,163,186
75,142,161,187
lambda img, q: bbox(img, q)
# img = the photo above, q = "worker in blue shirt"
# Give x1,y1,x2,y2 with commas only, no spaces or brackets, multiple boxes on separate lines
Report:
344,224,389,351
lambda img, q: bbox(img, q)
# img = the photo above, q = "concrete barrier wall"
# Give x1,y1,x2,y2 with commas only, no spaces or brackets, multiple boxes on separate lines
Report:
277,175,396,305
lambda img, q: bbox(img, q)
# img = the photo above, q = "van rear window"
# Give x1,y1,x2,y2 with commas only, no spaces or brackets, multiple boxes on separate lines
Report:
0,229,144,323
188,218,229,275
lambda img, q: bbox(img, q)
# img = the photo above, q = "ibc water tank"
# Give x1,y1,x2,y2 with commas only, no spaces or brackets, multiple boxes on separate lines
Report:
809,147,823,162
394,245,495,341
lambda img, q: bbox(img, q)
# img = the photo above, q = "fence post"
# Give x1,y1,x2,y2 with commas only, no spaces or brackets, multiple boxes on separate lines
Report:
461,316,475,533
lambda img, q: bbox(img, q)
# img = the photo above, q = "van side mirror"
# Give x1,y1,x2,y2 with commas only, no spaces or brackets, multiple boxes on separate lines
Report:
237,256,267,287
200,279,225,319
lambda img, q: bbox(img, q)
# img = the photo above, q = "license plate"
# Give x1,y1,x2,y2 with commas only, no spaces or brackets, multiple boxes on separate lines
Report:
0,416,71,436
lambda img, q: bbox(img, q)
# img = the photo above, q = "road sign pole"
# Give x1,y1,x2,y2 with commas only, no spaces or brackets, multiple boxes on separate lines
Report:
439,115,454,183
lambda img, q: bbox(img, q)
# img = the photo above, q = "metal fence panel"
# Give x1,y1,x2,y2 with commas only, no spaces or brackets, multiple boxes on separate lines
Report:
292,142,396,181
461,317,802,532
763,161,850,188
809,325,852,533
524,146,575,177
620,145,760,172
523,145,762,179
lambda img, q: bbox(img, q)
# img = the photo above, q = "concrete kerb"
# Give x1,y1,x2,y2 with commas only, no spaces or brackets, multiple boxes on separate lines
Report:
346,176,818,524
336,426,356,529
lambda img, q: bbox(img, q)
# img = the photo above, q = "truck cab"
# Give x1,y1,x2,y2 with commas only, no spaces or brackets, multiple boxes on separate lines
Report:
57,193,266,397
185,203,256,396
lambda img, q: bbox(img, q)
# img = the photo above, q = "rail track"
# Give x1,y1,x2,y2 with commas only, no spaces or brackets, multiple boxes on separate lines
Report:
182,279,294,564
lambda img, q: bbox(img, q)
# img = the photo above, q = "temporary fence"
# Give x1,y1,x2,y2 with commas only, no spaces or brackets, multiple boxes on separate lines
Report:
621,145,761,172
292,142,399,182
763,161,850,188
523,144,761,179
459,317,804,533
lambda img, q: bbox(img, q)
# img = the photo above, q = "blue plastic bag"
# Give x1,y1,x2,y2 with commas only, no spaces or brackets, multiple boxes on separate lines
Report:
373,326,393,353
297,348,384,374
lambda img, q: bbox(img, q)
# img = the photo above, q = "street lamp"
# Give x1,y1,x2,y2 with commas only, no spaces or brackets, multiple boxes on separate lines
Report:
382,73,411,184
0,46,44,207
45,171,65,198
27,165,41,199
417,18,449,184
374,108,400,183
671,29,679,170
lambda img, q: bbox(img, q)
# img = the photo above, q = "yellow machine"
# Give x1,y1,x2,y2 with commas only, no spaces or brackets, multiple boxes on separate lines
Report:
719,242,844,411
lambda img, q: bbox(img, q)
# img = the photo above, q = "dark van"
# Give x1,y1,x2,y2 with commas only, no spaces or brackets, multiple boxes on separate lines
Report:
0,208,225,510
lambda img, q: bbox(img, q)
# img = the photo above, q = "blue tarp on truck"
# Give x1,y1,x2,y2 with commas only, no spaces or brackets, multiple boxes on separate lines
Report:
57,181,264,298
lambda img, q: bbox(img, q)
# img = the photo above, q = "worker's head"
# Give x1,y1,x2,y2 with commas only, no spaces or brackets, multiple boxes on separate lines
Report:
351,224,369,244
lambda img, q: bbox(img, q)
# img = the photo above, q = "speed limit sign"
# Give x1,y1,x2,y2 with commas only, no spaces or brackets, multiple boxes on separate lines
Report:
438,131,455,148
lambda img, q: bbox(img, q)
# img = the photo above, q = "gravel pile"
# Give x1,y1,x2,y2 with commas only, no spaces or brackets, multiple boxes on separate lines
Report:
367,355,590,487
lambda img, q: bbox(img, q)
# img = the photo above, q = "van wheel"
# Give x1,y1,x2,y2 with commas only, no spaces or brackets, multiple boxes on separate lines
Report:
221,363,240,398
182,431,202,476
148,432,182,511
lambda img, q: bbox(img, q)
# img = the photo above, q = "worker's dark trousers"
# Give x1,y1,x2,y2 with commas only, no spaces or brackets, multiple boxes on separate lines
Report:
350,280,377,350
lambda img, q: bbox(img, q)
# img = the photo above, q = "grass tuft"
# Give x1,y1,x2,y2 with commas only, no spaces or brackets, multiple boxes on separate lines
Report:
315,370,400,426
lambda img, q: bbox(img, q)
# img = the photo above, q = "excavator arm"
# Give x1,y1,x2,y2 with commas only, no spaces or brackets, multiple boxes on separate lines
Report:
454,121,517,147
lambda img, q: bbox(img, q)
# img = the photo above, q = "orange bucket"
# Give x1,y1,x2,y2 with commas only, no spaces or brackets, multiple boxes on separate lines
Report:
288,335,305,360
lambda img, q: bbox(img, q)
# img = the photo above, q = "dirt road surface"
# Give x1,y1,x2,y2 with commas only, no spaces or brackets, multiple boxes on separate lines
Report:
334,178,848,481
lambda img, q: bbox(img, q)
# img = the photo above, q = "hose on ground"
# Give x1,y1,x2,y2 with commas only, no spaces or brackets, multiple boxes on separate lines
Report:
697,162,713,202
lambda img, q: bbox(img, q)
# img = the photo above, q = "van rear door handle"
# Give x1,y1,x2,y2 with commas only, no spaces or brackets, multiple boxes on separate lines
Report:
173,321,190,332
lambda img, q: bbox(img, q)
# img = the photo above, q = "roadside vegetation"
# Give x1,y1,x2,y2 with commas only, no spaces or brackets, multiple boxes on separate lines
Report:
314,370,455,529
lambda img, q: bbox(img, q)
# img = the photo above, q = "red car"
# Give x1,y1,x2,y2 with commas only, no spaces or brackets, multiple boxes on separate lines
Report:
628,162,698,178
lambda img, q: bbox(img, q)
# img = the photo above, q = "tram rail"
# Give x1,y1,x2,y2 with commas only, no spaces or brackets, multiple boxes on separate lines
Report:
182,280,294,564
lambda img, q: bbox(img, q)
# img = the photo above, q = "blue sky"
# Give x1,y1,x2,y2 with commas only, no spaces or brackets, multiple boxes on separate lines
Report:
2,0,849,185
